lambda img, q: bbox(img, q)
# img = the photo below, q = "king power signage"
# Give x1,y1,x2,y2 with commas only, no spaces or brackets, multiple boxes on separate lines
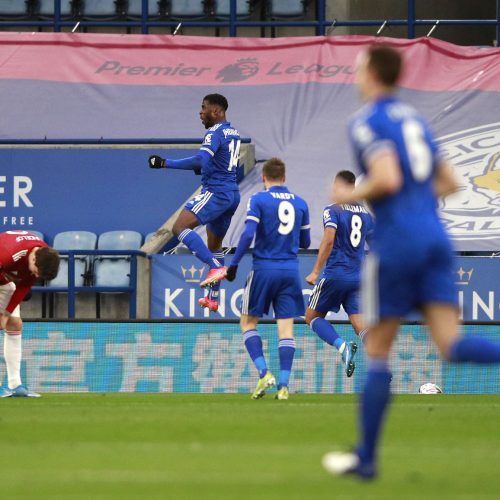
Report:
151,255,500,322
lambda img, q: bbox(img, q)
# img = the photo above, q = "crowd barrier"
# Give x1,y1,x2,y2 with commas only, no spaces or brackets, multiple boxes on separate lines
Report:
3,321,499,394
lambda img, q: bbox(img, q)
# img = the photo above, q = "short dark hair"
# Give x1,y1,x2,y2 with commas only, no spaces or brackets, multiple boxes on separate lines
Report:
203,93,228,111
336,170,356,185
262,157,286,180
35,247,60,281
366,45,402,87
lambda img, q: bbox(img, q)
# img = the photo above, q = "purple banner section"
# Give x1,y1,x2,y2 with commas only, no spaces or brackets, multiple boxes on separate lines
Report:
151,255,500,322
1,34,498,250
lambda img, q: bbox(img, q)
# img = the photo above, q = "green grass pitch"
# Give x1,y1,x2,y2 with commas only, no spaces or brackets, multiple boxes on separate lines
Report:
1,394,499,499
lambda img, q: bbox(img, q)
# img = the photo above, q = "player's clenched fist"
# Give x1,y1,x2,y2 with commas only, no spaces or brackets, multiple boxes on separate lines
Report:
148,155,166,168
225,265,238,282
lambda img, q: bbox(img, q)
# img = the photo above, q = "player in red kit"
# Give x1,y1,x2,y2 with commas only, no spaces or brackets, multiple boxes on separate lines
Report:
0,231,59,397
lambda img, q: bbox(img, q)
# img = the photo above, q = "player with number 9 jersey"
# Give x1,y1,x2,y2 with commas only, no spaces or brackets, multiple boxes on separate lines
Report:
217,158,310,400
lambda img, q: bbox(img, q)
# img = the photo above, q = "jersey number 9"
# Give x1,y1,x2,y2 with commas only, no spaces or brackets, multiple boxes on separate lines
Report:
278,201,295,235
228,139,241,171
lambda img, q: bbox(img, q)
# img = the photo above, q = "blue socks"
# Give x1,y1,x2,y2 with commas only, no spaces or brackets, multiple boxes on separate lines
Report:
449,337,500,363
178,228,221,269
357,359,392,465
208,252,224,300
278,338,296,389
244,332,296,388
244,330,267,378
310,317,345,351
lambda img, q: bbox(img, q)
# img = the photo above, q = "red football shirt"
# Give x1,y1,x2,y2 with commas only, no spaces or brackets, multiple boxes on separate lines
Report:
0,231,47,313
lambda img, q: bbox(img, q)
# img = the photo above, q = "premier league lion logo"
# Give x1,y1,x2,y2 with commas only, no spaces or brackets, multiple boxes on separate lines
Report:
216,58,259,83
438,123,500,246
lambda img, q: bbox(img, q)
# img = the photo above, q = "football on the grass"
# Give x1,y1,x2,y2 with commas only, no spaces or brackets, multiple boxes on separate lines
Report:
419,383,443,394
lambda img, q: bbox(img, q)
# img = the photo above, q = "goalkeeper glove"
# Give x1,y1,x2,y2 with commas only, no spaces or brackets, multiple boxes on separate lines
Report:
225,265,238,282
149,155,166,168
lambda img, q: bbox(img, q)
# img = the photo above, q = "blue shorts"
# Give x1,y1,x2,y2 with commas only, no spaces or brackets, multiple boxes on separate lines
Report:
185,189,240,238
308,277,360,316
241,269,305,319
363,239,458,325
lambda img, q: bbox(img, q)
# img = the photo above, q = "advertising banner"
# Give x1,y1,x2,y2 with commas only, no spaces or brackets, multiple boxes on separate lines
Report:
2,321,498,394
1,33,499,249
151,255,500,322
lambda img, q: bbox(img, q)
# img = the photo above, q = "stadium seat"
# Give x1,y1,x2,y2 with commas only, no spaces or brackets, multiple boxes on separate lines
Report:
48,230,97,288
127,0,161,17
214,0,252,18
0,0,29,17
82,0,118,18
268,0,305,18
94,230,142,287
29,230,45,241
37,0,74,16
170,0,206,18
97,230,142,252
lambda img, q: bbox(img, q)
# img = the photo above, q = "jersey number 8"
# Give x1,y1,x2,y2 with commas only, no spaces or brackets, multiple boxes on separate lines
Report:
350,214,363,248
278,201,295,235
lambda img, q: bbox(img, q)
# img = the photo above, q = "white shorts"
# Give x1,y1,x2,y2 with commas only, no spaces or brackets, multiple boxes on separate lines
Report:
0,282,21,318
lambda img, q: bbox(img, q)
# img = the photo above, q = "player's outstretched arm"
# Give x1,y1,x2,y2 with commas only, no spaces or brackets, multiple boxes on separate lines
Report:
148,150,211,175
226,220,258,281
305,227,335,285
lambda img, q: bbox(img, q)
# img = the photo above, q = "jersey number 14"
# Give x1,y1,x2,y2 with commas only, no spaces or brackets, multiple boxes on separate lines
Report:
228,139,241,171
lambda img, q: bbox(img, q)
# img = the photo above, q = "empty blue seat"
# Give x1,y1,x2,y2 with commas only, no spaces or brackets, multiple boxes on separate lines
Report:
170,0,205,17
97,230,142,251
145,231,156,243
215,0,251,17
48,231,97,287
38,0,74,16
82,0,117,16
269,0,305,17
94,231,142,287
29,230,45,241
127,0,160,16
0,0,28,16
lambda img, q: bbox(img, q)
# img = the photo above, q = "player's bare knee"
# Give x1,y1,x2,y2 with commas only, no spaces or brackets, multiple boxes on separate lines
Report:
305,309,315,325
7,316,22,333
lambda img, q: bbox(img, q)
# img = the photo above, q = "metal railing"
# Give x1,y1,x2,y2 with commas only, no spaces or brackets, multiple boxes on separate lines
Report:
31,250,146,319
0,1,498,41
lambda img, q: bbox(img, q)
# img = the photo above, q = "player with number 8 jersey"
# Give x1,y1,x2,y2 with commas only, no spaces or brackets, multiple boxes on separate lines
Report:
305,171,373,378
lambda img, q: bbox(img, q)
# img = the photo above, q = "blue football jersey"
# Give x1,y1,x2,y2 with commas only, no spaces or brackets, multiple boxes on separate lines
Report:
322,203,372,281
246,186,310,270
199,121,240,192
349,96,446,249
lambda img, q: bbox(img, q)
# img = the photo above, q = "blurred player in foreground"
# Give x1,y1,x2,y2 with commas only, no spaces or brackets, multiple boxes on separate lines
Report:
305,170,372,377
322,45,500,480
0,231,59,397
219,158,310,400
149,93,240,312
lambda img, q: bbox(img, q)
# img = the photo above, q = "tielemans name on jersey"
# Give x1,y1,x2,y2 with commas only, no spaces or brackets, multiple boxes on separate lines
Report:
340,204,369,214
